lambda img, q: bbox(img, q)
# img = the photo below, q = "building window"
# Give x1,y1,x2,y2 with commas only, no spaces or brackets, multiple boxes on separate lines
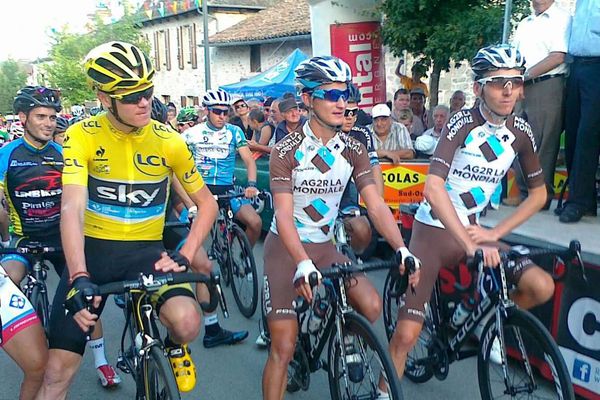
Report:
180,96,187,107
187,96,199,106
164,29,171,71
162,95,171,105
250,45,261,72
177,27,184,70
153,31,161,71
190,24,197,69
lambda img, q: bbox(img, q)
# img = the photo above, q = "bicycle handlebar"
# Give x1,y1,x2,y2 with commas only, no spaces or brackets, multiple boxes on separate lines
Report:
96,272,220,313
214,190,267,202
0,244,62,255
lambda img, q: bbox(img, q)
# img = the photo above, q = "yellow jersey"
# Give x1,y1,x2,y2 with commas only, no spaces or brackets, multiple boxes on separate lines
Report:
62,114,204,241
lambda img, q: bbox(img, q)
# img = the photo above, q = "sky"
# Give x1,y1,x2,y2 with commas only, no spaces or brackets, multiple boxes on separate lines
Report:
0,0,135,62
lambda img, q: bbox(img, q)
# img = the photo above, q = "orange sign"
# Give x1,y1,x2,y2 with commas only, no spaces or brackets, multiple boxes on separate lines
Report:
380,161,429,206
507,167,568,199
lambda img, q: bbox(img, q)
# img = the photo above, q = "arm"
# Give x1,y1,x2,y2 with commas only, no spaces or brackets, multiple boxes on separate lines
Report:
524,52,565,80
60,184,88,277
238,146,259,196
395,59,408,80
0,190,9,242
177,185,218,262
171,172,195,209
372,164,384,197
377,149,415,163
257,125,273,146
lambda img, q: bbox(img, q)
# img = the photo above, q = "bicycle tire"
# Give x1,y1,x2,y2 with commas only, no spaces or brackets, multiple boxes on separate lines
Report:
337,243,357,263
478,307,574,400
382,269,402,341
144,345,181,400
229,223,258,318
403,297,436,384
28,285,50,335
327,312,403,400
218,224,232,287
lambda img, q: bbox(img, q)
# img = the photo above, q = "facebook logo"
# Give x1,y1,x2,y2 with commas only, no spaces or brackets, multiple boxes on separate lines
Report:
573,359,591,382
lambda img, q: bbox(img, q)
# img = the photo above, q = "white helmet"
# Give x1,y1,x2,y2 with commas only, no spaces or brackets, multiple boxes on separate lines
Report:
9,121,24,139
295,56,352,93
71,105,85,117
202,90,232,107
471,44,525,79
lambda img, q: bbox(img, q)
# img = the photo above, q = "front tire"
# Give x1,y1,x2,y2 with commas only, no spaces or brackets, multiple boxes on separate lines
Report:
144,345,181,400
28,285,49,336
229,223,258,318
478,308,574,400
327,312,403,400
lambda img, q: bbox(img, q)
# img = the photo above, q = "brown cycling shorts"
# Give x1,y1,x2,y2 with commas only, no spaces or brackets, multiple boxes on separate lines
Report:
398,221,535,323
262,232,349,321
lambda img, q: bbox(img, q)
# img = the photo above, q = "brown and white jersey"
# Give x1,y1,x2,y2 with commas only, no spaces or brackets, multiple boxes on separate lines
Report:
416,107,544,228
269,124,374,243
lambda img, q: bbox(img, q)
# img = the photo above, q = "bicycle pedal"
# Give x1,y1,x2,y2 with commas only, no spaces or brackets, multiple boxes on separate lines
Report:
116,357,131,374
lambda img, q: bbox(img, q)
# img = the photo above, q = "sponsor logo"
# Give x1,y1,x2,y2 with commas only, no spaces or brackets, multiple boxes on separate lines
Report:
93,164,110,174
567,297,600,352
64,158,84,168
574,359,591,382
88,176,167,208
513,116,537,152
276,131,303,159
263,276,273,315
9,294,26,309
182,166,200,184
83,120,101,129
446,111,473,141
10,160,37,167
14,171,63,199
94,146,108,161
133,153,169,177
152,122,174,139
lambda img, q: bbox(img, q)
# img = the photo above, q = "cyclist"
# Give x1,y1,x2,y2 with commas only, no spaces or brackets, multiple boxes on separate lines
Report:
1,264,47,400
37,41,218,398
53,116,69,146
176,106,199,133
388,44,554,378
262,55,420,400
179,89,259,348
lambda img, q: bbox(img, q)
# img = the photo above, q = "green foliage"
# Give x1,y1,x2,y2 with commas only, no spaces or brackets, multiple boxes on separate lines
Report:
0,60,28,114
43,13,149,106
382,0,529,70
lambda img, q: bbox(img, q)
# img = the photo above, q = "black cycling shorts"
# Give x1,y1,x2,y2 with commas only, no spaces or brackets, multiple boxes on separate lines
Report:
48,237,195,355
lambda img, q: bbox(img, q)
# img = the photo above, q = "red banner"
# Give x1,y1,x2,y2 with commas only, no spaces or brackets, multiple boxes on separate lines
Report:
330,21,386,114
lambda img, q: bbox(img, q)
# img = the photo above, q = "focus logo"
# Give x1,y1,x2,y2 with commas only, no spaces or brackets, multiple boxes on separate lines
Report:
567,297,600,352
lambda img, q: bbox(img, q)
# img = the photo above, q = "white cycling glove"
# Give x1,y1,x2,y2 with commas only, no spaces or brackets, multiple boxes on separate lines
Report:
396,247,422,271
1,238,9,248
187,205,198,220
293,259,322,286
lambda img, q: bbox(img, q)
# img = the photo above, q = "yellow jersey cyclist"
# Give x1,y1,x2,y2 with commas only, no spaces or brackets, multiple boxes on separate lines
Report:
388,44,555,379
36,41,218,399
262,55,420,400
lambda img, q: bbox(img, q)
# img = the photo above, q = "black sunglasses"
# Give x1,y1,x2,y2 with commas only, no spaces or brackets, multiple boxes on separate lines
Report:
344,108,359,117
209,108,230,116
111,86,154,105
234,103,248,110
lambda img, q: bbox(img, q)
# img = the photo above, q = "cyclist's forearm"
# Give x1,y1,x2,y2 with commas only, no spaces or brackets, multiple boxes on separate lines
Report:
372,164,384,197
493,185,546,240
0,208,9,241
60,195,87,276
172,174,195,209
363,188,405,250
179,186,218,260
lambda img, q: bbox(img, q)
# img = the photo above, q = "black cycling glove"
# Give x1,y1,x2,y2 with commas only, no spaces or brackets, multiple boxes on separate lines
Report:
64,276,99,315
166,249,190,271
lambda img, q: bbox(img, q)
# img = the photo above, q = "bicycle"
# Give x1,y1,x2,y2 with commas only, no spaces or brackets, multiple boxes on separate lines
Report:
333,208,360,263
207,191,260,318
97,271,221,400
0,242,62,335
286,256,415,400
383,240,587,400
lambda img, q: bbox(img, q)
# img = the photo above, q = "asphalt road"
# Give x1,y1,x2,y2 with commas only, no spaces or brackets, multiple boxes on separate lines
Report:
0,239,484,400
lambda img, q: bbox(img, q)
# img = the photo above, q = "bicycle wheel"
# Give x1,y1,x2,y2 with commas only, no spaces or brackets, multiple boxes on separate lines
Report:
478,307,574,400
403,298,436,384
337,243,357,263
28,284,50,335
144,345,181,400
327,312,403,400
229,223,258,318
382,269,407,341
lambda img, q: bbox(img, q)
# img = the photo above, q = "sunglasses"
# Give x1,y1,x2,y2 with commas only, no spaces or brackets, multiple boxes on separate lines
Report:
477,75,524,90
109,86,154,104
33,87,61,103
312,88,350,102
209,108,230,116
344,108,359,117
178,122,192,127
234,103,248,110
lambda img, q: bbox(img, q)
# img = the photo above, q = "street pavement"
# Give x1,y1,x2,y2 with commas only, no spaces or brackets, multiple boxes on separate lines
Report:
0,239,484,400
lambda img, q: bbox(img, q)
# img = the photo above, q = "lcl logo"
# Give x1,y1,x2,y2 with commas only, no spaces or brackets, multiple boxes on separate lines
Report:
567,297,600,352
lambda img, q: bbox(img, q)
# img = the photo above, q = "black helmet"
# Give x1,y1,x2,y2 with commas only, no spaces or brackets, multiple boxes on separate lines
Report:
55,116,70,133
348,83,362,103
14,86,62,114
471,44,525,79
151,97,168,123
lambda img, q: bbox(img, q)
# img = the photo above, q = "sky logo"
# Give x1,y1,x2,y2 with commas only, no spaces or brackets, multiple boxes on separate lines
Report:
573,359,591,383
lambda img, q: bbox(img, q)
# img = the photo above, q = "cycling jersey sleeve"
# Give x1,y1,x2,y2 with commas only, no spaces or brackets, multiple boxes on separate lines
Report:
167,134,205,194
232,125,248,149
269,132,302,194
343,137,375,192
0,145,10,190
428,110,475,180
508,116,545,189
62,126,90,186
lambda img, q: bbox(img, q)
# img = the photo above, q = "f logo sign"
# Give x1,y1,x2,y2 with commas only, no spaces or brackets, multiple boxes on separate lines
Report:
567,297,600,351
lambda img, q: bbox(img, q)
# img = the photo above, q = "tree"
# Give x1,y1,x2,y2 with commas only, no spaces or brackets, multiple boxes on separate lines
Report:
0,60,28,114
43,12,149,106
381,0,529,108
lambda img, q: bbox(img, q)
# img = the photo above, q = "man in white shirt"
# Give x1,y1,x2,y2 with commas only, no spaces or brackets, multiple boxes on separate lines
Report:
415,105,449,156
509,0,571,209
368,103,414,163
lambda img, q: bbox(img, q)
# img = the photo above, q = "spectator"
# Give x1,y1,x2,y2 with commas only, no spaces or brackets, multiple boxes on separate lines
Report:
248,109,274,155
298,102,309,118
557,0,600,223
395,59,430,97
397,108,413,133
392,88,410,121
229,96,253,139
449,90,466,113
415,105,449,157
269,98,284,126
410,87,429,136
263,97,274,116
282,92,295,99
167,102,177,130
506,0,571,210
247,99,261,111
368,104,414,163
274,97,307,143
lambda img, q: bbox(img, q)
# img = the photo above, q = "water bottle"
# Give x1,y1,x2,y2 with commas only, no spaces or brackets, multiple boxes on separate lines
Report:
308,293,329,334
